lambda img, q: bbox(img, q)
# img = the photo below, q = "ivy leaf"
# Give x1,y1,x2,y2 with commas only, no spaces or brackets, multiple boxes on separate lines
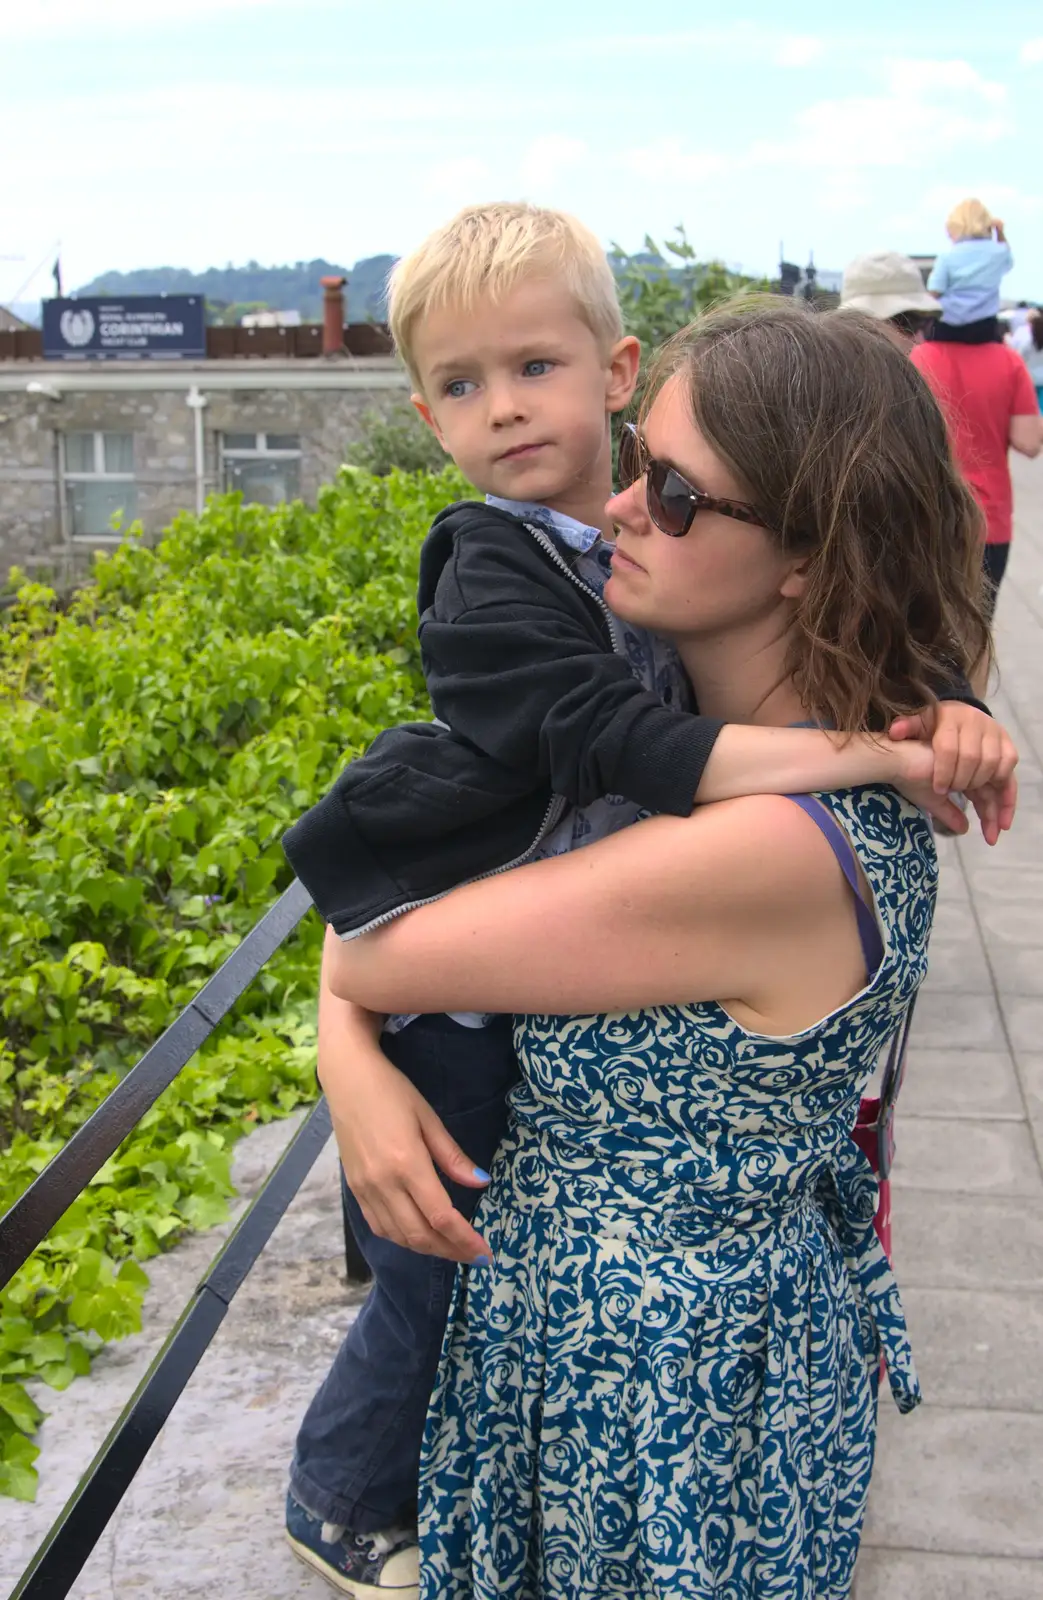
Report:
0,1382,44,1434
0,1459,39,1502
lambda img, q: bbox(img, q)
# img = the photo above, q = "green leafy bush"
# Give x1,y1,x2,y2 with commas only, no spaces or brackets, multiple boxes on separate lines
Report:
0,464,467,1497
612,228,770,355
344,399,450,478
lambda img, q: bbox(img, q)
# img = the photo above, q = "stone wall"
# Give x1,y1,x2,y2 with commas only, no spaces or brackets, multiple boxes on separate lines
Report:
0,370,409,583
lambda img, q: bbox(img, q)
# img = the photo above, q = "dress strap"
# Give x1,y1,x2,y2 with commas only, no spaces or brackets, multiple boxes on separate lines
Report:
783,794,885,979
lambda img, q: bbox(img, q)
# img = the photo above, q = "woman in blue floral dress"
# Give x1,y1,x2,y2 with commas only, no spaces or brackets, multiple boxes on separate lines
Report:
329,302,994,1598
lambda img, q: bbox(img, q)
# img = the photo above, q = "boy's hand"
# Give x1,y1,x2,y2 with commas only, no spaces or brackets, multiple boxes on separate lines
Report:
890,702,1019,844
320,1039,492,1265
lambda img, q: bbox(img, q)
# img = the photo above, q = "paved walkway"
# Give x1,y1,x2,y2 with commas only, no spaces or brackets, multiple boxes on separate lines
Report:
2,459,1042,1599
857,453,1043,1599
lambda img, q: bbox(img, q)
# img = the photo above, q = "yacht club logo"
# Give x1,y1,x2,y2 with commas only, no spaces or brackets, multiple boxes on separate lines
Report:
59,308,95,348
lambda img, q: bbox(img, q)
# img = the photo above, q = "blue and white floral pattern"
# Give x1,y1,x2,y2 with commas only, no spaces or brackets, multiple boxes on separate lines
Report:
419,785,936,1599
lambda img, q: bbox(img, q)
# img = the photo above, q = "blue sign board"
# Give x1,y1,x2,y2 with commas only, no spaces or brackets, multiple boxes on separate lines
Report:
42,295,206,361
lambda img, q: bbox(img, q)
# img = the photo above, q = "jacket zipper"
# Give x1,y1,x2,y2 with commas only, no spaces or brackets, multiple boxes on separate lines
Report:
338,790,569,940
337,522,617,941
521,521,626,658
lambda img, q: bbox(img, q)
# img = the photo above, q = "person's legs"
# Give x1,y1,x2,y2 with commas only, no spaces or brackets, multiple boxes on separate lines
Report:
289,1014,518,1531
982,541,1010,620
973,541,1010,699
926,315,1001,345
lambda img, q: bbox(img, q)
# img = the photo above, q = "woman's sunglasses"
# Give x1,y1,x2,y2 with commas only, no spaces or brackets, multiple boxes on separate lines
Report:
617,422,771,538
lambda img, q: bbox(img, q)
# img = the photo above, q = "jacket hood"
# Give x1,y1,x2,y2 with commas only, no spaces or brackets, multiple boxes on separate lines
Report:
417,500,530,615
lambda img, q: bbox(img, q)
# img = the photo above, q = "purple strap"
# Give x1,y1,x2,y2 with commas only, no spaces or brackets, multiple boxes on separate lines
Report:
783,794,884,979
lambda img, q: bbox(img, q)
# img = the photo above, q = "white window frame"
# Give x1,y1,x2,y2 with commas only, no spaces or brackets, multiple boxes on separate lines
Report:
220,430,302,489
62,431,137,542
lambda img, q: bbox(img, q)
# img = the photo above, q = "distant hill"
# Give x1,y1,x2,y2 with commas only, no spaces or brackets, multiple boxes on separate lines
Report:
73,257,397,324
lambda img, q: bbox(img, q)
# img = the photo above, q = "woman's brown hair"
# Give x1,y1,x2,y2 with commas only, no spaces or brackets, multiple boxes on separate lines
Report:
1030,308,1043,352
644,298,991,732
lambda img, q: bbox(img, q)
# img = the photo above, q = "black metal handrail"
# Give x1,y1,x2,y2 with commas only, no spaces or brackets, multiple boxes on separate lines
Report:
0,879,311,1291
0,878,370,1600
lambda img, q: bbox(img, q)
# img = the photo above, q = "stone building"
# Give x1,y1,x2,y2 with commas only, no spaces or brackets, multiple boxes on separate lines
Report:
0,358,409,581
0,282,409,581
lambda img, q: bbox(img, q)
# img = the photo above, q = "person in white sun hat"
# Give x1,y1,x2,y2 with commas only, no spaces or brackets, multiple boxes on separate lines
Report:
841,251,941,351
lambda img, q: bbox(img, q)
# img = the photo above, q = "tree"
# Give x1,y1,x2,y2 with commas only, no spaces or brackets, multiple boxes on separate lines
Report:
612,228,769,355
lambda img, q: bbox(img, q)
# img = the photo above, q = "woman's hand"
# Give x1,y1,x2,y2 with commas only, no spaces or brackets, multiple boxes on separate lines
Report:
890,702,1019,844
317,977,493,1265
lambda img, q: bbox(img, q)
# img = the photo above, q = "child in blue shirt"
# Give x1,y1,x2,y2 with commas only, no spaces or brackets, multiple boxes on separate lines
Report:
927,197,1012,344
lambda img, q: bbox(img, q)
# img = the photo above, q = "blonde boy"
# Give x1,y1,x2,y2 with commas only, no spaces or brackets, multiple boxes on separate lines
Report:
281,203,1001,1598
928,196,1013,336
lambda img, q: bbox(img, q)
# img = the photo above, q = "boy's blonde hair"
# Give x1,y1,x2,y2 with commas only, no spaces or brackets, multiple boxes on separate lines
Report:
946,197,995,241
387,201,623,389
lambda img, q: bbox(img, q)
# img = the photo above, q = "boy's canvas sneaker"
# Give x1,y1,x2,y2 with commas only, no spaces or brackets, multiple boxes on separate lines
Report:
285,1492,419,1597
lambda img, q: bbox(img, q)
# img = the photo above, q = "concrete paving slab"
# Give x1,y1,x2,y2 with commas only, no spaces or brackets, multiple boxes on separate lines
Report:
897,1049,1025,1120
987,945,1043,996
909,990,1007,1051
901,1287,1043,1411
972,870,1043,921
979,902,1043,946
1014,1053,1043,1118
863,1405,1043,1559
1013,1054,1043,1166
890,1117,1042,1196
889,1191,1043,1291
1002,996,1043,1055
922,936,994,993
854,1549,1043,1600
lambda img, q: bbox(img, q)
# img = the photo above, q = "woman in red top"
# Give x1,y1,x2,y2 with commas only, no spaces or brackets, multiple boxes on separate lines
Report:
911,337,1042,649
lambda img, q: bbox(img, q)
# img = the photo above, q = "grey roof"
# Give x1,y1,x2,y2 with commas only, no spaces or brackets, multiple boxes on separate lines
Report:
0,304,30,332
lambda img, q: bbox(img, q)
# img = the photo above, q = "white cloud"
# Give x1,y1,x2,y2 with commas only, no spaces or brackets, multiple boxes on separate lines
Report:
622,138,728,185
518,136,588,193
920,181,1043,219
886,57,1007,104
776,35,825,68
747,56,1012,173
1019,38,1043,63
424,158,495,203
6,0,308,35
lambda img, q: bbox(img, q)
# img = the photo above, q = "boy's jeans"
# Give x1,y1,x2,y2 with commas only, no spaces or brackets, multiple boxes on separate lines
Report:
289,1013,518,1533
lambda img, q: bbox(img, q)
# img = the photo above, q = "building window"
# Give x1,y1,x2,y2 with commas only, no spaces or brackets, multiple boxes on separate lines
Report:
63,432,138,539
221,431,302,505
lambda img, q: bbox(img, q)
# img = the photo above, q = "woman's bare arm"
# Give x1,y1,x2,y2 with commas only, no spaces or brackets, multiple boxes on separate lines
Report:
326,795,855,1020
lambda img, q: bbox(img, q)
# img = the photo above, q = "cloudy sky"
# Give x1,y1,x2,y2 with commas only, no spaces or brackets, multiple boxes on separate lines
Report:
2,0,1041,304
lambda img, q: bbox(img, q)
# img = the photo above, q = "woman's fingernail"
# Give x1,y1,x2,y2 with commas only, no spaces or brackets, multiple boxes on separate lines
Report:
472,1254,491,1267
472,1167,491,1182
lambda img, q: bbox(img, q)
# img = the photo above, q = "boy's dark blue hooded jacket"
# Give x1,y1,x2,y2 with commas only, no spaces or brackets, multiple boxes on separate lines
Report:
282,500,985,939
282,501,725,936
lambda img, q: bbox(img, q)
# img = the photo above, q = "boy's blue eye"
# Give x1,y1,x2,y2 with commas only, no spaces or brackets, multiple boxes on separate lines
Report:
444,378,477,399
523,360,554,377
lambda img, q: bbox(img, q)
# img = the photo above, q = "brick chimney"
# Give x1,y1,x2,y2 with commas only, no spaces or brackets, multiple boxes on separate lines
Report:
320,275,347,356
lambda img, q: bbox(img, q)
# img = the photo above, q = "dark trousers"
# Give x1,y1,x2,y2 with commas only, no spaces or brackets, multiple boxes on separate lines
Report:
926,314,1003,345
289,1013,518,1532
982,541,1010,622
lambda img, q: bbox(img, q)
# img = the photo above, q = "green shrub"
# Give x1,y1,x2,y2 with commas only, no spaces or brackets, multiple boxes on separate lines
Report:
344,399,450,477
0,464,468,1498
